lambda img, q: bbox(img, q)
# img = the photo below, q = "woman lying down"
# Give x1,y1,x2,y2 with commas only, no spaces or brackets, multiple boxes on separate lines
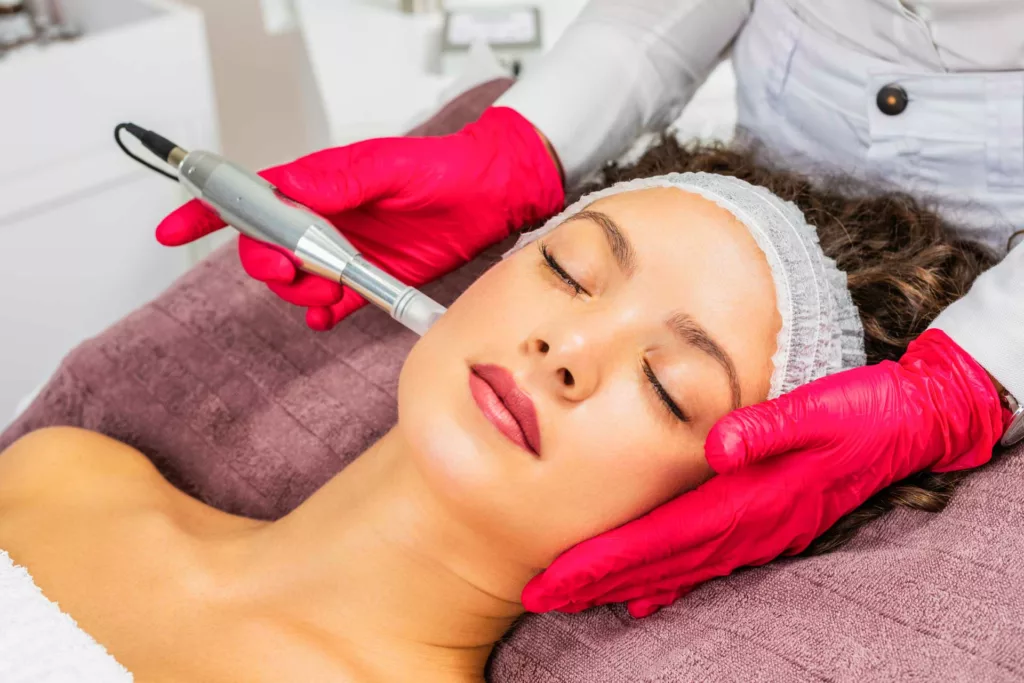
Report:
0,139,1004,682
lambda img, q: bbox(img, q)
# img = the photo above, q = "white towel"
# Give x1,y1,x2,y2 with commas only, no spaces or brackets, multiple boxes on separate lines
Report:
0,550,132,682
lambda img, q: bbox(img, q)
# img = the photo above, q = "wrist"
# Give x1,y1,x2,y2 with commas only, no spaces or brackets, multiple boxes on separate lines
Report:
905,329,1005,471
532,126,566,189
476,107,565,229
985,372,1024,446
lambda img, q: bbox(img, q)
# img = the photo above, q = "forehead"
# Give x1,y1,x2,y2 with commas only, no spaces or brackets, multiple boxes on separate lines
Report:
580,186,767,274
571,187,780,405
586,187,747,247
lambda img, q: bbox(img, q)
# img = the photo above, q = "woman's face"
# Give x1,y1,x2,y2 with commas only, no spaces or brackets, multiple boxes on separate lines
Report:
398,188,780,568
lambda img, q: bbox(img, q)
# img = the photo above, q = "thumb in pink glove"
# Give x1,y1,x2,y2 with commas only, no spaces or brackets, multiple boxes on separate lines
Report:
522,329,1007,618
155,107,564,330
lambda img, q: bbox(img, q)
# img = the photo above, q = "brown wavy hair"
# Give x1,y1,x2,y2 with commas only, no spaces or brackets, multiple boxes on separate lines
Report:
577,136,997,555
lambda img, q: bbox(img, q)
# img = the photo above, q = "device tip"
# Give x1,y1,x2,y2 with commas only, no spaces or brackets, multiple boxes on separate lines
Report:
395,290,447,336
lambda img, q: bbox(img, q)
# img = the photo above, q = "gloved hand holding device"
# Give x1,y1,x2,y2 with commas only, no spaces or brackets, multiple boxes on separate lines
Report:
522,329,1008,618
155,107,564,330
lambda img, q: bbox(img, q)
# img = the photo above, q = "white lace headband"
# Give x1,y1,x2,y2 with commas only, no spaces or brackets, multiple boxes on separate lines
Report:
506,172,866,399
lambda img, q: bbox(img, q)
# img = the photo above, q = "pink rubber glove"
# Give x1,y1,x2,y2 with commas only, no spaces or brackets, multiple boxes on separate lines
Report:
156,107,564,330
522,329,1008,618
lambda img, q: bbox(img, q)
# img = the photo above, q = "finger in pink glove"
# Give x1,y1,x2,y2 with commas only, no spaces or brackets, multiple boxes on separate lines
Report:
523,329,1006,616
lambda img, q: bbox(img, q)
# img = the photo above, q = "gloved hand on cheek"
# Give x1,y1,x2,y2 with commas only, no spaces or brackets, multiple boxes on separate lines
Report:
522,329,1007,618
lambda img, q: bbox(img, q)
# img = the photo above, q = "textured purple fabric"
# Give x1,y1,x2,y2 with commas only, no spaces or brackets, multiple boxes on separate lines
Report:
3,78,1023,682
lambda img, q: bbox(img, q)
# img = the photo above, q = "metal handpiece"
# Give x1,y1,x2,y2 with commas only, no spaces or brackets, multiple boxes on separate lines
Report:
176,150,447,335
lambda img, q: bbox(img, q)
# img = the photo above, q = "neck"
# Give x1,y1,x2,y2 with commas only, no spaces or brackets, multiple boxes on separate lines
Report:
244,429,532,682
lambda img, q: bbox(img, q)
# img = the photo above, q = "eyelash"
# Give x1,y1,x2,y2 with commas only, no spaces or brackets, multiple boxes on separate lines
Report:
642,358,691,424
539,242,689,425
540,243,589,296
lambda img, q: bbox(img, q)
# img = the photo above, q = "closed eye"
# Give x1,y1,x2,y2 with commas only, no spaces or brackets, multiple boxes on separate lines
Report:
540,243,589,296
642,358,690,424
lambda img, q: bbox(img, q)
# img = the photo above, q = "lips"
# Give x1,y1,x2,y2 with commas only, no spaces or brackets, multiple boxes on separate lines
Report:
469,364,542,457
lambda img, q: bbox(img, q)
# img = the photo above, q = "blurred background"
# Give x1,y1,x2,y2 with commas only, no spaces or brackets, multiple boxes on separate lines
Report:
0,0,737,427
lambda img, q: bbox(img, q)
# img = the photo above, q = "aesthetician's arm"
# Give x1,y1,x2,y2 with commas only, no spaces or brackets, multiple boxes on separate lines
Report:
930,243,1024,404
498,0,754,186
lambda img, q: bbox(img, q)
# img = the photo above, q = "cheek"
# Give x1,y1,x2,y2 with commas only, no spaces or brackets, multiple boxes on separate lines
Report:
525,383,714,563
437,256,542,338
398,339,534,546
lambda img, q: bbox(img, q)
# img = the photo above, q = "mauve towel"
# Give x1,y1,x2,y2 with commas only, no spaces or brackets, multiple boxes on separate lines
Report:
3,78,1023,682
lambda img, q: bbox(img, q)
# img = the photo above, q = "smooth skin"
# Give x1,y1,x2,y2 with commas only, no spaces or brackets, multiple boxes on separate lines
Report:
0,188,780,682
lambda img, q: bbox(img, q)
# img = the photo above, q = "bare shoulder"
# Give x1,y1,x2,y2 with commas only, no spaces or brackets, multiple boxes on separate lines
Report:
0,426,165,507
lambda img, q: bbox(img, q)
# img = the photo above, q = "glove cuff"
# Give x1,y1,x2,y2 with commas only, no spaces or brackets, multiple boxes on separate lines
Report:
465,107,566,233
903,328,1005,472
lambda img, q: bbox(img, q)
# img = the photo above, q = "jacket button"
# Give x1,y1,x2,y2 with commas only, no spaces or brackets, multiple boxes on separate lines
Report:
877,84,909,115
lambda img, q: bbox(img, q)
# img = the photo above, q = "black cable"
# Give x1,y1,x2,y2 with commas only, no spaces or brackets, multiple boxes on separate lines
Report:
114,123,179,182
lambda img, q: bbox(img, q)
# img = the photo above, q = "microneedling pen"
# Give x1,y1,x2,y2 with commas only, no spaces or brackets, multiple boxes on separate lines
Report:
115,123,447,336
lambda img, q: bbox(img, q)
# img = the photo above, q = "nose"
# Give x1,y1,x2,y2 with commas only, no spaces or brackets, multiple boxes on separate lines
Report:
526,329,601,402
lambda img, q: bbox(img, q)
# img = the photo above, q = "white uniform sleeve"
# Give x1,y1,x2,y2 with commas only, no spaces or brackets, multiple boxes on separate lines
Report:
497,0,753,186
930,244,1024,401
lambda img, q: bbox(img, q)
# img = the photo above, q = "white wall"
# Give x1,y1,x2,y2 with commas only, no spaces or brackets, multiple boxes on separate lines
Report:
176,0,327,169
0,0,220,425
171,0,329,264
1,0,330,425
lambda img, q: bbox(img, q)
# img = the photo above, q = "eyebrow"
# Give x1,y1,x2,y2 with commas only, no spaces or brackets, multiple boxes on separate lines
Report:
667,312,741,410
562,210,741,409
564,210,637,276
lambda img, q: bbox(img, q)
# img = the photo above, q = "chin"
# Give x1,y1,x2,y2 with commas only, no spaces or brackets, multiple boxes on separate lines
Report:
399,341,544,552
398,338,497,504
